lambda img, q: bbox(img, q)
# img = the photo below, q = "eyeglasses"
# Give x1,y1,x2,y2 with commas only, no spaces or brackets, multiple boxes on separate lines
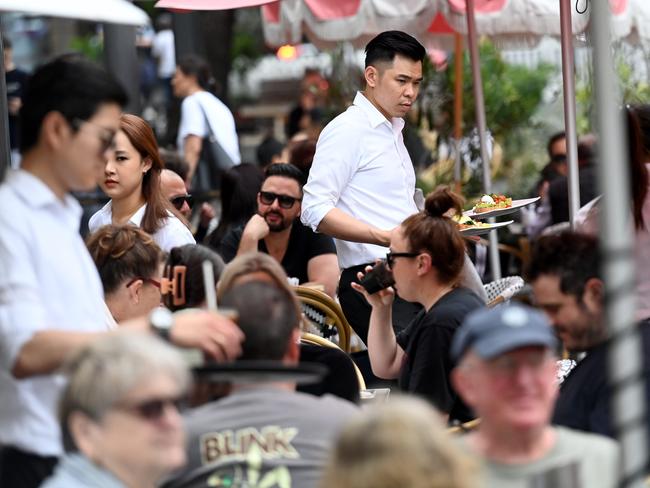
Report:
70,118,117,154
115,395,184,422
259,191,301,209
385,251,419,268
125,277,161,289
551,154,567,163
170,194,194,211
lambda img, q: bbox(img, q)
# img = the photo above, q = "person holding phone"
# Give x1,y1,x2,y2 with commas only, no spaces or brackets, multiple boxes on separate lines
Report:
352,188,483,422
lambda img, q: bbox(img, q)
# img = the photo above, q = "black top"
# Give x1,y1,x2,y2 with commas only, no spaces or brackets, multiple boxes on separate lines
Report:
548,165,598,224
220,220,336,284
553,320,650,438
5,68,29,150
396,287,484,422
297,343,360,404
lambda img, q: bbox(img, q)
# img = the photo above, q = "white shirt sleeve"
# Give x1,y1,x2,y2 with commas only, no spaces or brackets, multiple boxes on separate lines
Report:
155,215,196,253
178,96,208,153
301,120,361,231
0,220,48,370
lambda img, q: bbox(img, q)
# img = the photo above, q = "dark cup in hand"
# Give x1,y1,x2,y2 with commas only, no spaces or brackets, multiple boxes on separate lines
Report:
359,261,395,294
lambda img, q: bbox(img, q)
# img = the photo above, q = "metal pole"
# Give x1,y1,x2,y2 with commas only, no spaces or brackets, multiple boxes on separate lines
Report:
559,0,581,228
0,36,11,182
465,0,501,280
454,32,463,194
103,24,141,114
592,1,647,486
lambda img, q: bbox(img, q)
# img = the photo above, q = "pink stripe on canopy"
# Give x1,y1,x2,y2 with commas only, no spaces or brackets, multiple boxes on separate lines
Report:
304,0,361,20
155,0,277,10
447,0,507,14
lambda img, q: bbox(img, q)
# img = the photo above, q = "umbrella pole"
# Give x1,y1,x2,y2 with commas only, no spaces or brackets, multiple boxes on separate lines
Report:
591,1,648,486
559,0,580,228
0,36,11,183
454,32,463,195
465,0,501,280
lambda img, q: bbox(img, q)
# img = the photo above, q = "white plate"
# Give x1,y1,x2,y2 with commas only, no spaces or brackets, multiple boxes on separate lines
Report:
463,197,540,219
460,220,514,236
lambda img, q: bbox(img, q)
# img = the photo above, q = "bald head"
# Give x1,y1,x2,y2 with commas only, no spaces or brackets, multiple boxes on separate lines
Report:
160,169,191,219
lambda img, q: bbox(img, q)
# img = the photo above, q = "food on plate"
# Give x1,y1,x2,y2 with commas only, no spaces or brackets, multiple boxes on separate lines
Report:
453,215,490,230
473,194,512,213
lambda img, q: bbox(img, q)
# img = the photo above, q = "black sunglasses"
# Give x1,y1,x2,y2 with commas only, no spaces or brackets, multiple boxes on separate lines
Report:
170,194,194,210
386,251,420,268
116,395,184,422
259,191,301,209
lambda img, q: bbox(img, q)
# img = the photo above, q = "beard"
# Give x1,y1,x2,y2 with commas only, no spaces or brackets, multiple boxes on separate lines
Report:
264,210,292,232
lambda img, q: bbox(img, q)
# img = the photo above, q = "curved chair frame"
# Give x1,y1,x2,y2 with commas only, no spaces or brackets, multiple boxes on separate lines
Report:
295,286,352,352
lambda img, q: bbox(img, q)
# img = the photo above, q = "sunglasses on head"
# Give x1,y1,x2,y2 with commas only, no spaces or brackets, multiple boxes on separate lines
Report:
259,191,301,209
116,395,184,422
125,277,161,289
170,194,194,211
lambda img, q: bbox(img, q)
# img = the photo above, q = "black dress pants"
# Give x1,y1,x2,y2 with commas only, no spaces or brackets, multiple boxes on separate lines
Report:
0,445,58,488
338,264,422,346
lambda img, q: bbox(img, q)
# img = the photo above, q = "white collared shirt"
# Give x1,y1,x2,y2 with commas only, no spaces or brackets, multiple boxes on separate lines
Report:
89,201,195,253
301,92,418,269
0,170,108,456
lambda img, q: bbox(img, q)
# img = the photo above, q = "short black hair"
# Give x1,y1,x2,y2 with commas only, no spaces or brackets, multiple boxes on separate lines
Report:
364,30,425,68
547,131,566,159
527,232,600,299
177,54,215,92
256,136,284,167
19,56,128,153
264,163,306,188
220,282,300,361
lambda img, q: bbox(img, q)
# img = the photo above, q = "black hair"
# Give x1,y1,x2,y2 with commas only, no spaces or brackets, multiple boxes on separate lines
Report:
527,232,600,299
159,148,190,182
2,36,11,50
364,30,425,68
177,54,215,92
206,163,265,250
19,56,128,153
164,244,225,311
627,105,650,230
220,282,300,361
546,131,566,159
256,135,284,167
265,162,306,188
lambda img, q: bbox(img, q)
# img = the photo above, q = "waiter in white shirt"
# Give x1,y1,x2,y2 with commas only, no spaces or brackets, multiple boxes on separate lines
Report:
301,31,426,345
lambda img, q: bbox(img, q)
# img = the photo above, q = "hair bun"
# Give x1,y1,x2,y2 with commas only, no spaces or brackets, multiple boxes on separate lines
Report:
424,186,464,218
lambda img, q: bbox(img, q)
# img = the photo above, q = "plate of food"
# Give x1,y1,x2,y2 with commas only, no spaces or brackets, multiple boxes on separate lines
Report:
463,194,540,219
455,215,514,236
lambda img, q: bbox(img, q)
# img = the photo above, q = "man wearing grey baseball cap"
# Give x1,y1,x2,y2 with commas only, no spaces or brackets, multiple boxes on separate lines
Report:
450,304,620,487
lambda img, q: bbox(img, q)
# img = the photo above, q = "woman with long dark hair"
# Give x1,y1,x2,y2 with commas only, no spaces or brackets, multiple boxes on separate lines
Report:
88,114,194,252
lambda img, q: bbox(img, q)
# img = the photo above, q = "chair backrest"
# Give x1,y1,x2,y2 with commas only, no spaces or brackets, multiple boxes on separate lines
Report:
300,332,366,390
447,418,481,435
483,276,525,307
295,286,352,352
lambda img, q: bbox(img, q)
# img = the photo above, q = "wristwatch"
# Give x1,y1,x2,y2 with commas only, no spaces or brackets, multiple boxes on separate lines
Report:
150,307,174,341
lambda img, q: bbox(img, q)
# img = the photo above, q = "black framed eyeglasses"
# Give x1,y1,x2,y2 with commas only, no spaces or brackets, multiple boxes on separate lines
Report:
70,118,117,154
385,251,420,268
115,395,184,422
170,194,194,211
259,191,301,209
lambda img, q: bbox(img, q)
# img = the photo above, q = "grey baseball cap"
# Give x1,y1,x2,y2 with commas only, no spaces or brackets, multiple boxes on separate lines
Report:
451,304,557,362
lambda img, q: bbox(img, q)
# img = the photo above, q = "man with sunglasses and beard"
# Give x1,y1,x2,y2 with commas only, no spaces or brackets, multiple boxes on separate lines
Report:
220,163,339,297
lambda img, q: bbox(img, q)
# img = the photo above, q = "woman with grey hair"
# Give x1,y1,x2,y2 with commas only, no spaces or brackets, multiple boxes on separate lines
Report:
41,333,190,488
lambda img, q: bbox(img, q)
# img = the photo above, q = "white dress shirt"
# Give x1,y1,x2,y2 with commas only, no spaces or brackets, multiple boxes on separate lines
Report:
177,91,241,166
301,92,418,269
89,201,195,253
0,170,108,456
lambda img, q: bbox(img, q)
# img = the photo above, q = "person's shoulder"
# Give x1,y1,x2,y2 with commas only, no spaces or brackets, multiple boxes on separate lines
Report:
424,288,484,328
555,426,619,458
88,201,112,231
295,390,360,416
158,214,195,246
